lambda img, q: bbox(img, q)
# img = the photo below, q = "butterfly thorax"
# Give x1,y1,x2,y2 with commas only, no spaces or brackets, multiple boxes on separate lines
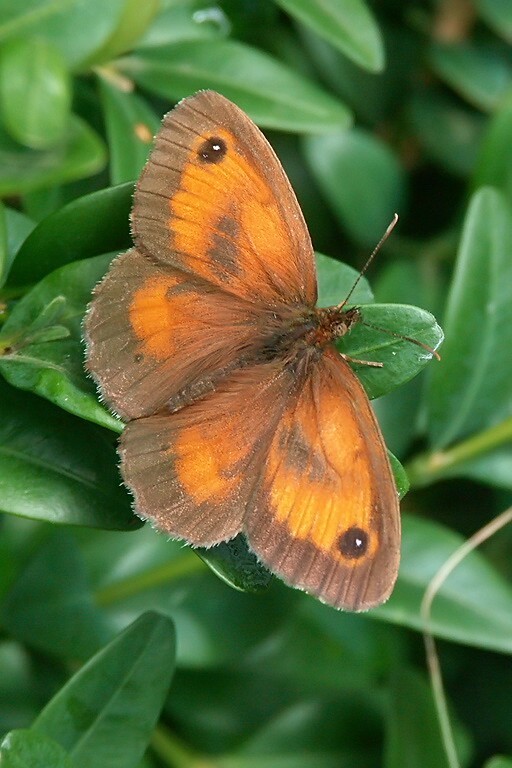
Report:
257,305,361,365
306,306,361,348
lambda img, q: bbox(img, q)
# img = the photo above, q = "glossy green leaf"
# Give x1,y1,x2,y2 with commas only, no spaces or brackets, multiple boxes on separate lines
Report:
299,22,417,125
0,0,127,70
476,0,512,41
473,93,512,199
99,77,160,184
0,729,73,768
197,535,273,594
137,1,227,48
303,129,406,247
384,669,453,768
409,90,486,177
389,452,409,498
8,183,132,287
2,533,109,659
0,114,106,196
0,378,135,528
81,0,159,67
230,696,380,766
32,612,175,768
85,526,292,669
0,37,71,148
428,188,512,448
0,254,121,430
485,758,512,768
316,253,373,307
0,206,35,287
117,40,352,133
0,640,42,731
275,0,384,72
0,201,6,287
339,303,443,400
375,515,512,655
429,42,512,113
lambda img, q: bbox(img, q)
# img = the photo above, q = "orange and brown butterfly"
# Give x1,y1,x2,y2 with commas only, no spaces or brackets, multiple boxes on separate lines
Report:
85,90,426,611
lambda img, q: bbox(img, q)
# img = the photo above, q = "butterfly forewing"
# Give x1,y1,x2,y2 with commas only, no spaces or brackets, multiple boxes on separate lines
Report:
132,90,317,307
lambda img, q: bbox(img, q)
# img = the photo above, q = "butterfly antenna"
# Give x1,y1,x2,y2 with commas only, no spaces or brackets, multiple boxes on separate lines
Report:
360,320,442,360
337,213,399,310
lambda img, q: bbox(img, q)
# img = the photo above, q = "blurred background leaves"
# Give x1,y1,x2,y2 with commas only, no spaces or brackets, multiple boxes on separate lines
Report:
1,1,512,767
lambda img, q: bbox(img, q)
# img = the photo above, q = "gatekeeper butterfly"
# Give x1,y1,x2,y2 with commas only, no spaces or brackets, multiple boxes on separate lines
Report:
86,90,408,611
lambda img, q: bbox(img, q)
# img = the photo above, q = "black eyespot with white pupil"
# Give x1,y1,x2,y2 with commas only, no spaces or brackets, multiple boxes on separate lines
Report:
197,136,227,164
338,526,369,559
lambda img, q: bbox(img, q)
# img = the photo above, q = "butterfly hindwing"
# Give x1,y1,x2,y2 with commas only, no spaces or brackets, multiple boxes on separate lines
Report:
245,348,400,611
119,361,291,545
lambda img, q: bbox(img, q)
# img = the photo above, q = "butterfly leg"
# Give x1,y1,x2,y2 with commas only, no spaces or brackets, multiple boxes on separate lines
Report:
339,354,384,368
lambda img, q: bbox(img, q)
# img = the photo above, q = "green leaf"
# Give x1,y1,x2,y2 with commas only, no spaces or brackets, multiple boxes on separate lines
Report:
339,303,443,400
476,0,512,42
275,0,384,72
117,40,352,133
0,254,123,430
0,378,136,528
374,515,512,655
303,129,406,246
196,534,273,594
409,89,486,177
32,611,175,768
473,93,512,198
0,729,73,768
384,669,454,768
0,641,40,729
81,0,160,67
0,201,6,288
98,76,160,184
0,206,35,287
0,37,71,148
485,758,512,768
299,22,418,125
0,114,106,196
316,253,373,307
389,452,409,498
427,188,512,448
136,2,227,48
429,42,512,113
8,183,132,287
0,0,127,70
85,525,292,669
2,533,109,659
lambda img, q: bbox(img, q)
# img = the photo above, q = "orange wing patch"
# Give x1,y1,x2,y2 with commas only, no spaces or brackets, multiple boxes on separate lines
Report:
245,348,400,611
266,378,378,562
132,91,317,307
85,249,272,420
120,362,290,546
168,127,301,302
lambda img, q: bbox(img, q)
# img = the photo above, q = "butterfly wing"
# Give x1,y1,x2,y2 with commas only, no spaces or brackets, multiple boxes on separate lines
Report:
132,90,317,307
85,248,274,420
244,347,400,611
86,90,317,419
118,362,291,545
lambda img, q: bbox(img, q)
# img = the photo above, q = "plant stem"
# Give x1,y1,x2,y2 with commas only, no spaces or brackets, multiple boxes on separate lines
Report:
406,416,512,486
151,725,211,768
95,552,204,606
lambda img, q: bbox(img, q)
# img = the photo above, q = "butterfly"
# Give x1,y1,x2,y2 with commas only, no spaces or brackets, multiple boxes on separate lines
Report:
85,90,403,611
